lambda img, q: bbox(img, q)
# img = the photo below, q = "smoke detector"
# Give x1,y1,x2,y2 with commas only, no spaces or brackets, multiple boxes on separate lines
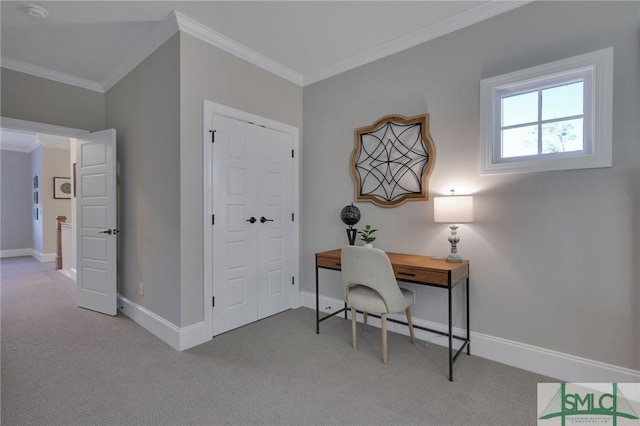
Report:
26,5,49,19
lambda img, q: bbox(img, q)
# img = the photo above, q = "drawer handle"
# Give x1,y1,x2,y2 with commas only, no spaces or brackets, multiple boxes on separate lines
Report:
335,262,341,267
398,272,416,277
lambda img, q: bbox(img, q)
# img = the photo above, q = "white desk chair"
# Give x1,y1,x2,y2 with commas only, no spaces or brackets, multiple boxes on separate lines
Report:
341,245,416,364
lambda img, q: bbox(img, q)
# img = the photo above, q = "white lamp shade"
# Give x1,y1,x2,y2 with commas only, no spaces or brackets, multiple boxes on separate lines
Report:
434,195,473,223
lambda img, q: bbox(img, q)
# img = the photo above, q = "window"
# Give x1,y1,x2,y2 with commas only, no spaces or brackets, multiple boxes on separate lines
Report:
480,48,613,174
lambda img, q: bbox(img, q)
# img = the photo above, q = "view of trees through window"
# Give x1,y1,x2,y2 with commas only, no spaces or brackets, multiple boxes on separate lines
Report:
500,81,584,158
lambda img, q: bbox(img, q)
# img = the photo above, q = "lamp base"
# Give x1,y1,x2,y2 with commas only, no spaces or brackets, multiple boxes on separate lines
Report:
446,224,464,263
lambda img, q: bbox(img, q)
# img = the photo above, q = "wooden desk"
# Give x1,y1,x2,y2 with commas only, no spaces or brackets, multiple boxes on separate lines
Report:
315,248,470,381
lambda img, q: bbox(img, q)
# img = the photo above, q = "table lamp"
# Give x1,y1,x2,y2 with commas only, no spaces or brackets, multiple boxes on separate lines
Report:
433,190,473,263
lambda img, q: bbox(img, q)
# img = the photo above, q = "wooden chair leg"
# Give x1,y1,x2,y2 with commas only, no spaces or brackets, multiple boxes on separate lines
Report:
406,307,416,344
351,307,357,350
381,313,388,364
363,312,368,331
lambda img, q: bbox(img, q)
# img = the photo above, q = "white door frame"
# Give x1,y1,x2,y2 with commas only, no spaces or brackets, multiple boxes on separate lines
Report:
203,101,300,339
1,117,89,139
1,116,88,267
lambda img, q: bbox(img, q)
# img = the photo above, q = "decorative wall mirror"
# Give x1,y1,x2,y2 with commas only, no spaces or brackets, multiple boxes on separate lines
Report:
351,114,436,207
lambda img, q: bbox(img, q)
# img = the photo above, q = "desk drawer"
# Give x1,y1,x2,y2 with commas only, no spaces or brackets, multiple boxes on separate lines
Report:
317,256,342,270
393,266,448,286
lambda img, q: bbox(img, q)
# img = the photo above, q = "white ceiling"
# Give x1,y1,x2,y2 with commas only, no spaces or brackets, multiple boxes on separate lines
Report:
1,1,529,91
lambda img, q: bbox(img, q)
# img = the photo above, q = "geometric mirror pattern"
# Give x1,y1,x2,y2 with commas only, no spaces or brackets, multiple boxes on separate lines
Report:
351,114,436,207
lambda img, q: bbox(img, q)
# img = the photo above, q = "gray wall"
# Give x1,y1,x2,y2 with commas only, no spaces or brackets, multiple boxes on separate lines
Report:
41,147,71,254
106,34,182,326
2,31,303,330
106,32,303,328
0,150,32,250
31,147,43,254
302,1,639,370
1,68,106,131
179,33,303,326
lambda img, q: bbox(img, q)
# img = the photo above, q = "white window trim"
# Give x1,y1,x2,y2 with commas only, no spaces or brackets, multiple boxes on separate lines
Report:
480,47,613,174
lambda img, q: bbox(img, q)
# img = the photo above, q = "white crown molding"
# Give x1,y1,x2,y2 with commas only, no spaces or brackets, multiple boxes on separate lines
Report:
1,57,104,93
173,11,303,86
101,11,181,92
303,1,532,86
102,10,304,90
3,3,529,92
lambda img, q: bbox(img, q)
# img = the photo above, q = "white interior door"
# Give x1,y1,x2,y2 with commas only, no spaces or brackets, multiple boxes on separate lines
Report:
211,114,293,336
76,129,118,316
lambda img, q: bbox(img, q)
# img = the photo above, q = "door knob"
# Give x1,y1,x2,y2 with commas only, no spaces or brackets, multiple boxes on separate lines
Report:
246,217,257,224
99,229,113,235
260,216,274,223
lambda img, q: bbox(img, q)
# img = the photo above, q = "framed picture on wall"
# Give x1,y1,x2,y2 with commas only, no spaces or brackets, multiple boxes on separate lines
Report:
33,175,38,189
34,191,38,204
53,177,72,199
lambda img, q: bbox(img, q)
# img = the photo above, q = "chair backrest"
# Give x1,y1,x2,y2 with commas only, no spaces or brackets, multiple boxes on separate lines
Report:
341,246,407,313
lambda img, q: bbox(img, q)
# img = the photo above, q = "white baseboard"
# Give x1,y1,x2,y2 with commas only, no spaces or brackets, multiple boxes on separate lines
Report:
0,248,33,258
57,268,77,281
58,269,72,279
471,330,640,383
300,291,640,383
1,248,56,263
32,250,56,263
118,295,211,351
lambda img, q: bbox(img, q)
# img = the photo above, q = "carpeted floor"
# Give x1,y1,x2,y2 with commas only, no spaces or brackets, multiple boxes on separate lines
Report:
1,256,549,425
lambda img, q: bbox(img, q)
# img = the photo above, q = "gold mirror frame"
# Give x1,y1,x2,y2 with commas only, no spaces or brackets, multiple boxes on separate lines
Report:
351,114,436,207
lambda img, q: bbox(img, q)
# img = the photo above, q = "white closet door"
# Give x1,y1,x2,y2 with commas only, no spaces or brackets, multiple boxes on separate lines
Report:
211,114,293,336
256,129,293,319
212,116,260,335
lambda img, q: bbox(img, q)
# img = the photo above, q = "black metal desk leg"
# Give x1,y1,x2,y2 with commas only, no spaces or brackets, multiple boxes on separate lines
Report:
315,259,320,334
448,284,453,381
466,277,470,355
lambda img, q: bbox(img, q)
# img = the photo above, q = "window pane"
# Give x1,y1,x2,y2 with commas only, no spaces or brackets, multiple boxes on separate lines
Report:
502,125,538,158
542,82,583,121
502,91,538,127
541,119,584,154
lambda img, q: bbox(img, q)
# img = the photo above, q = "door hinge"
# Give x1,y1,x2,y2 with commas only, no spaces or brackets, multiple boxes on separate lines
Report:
212,214,215,225
291,149,294,158
291,213,294,222
212,297,215,307
291,276,295,285
209,129,216,143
